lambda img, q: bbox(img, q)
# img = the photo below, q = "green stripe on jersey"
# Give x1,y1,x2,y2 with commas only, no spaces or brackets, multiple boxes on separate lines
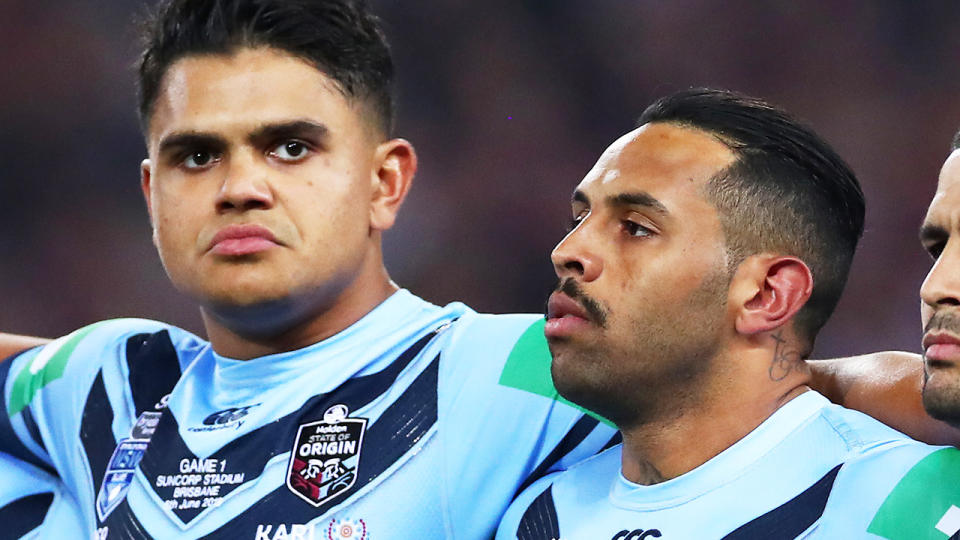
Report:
7,322,107,416
498,319,614,427
867,447,960,539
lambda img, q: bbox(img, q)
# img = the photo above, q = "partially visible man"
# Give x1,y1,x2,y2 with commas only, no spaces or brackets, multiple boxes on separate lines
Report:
498,89,959,539
0,1,615,537
918,134,960,429
806,134,960,446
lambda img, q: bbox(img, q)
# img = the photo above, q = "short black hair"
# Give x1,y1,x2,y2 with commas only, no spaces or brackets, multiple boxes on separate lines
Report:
638,88,865,346
951,128,960,152
136,0,394,135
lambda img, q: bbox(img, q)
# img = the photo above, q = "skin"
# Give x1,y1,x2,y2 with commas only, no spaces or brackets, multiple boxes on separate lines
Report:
919,150,960,427
0,334,49,360
137,46,417,359
547,123,814,483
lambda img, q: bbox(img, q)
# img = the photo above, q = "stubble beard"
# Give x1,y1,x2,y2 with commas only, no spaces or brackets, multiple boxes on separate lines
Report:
921,310,960,428
551,268,730,431
922,367,960,428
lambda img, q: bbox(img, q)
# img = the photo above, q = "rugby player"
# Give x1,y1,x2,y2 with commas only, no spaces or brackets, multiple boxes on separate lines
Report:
497,89,959,539
914,133,960,432
0,1,617,537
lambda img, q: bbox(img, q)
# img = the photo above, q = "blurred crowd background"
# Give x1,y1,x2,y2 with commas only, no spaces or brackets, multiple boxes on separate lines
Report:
3,1,960,359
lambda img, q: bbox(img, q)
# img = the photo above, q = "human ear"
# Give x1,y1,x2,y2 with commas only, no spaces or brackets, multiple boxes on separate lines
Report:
140,159,155,227
369,138,417,231
732,255,813,336
140,159,162,250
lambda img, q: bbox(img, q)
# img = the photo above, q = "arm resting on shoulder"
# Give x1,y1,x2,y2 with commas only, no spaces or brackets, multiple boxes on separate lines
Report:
0,334,50,361
809,351,960,446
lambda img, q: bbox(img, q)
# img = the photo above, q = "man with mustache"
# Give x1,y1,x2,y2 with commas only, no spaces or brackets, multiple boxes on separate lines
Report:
497,88,959,539
905,133,960,433
0,0,617,537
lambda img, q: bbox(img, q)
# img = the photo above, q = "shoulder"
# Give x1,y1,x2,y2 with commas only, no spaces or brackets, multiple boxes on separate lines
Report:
6,319,204,415
857,446,960,538
496,446,621,540
441,312,547,387
516,447,621,508
818,415,956,539
815,400,916,451
446,312,544,352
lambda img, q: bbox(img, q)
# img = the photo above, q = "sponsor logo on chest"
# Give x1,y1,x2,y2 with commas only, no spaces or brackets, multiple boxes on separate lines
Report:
252,517,369,540
286,404,367,507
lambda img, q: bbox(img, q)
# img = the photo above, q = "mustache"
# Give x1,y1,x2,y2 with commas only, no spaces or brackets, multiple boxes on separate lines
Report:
546,277,608,327
925,310,960,336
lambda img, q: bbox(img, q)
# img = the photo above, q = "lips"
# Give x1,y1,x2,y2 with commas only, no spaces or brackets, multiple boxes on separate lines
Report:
923,332,960,366
208,224,280,256
544,292,592,338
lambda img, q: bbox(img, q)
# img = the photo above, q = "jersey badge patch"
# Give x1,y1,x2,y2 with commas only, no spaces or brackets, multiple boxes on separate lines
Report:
96,411,162,520
287,404,367,507
326,518,368,539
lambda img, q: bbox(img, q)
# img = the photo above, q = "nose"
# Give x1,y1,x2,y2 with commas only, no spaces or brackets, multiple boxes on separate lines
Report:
921,240,960,309
551,220,602,282
215,154,275,213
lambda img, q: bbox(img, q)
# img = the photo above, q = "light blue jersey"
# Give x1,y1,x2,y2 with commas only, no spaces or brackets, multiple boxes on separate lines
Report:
0,290,616,539
0,451,85,537
498,391,960,540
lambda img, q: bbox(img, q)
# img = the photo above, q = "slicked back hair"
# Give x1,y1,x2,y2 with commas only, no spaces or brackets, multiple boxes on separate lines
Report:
637,88,865,347
136,0,394,135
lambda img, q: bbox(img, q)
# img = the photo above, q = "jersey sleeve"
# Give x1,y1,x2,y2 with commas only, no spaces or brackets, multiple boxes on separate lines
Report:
0,318,200,531
437,313,618,537
0,451,86,539
861,445,960,539
0,347,56,475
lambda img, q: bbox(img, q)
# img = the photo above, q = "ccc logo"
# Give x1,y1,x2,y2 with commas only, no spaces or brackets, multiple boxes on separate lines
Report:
611,530,662,540
203,405,258,425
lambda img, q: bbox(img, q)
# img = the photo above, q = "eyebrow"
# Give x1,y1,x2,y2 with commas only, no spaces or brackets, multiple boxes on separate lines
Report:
919,222,948,245
156,120,330,155
157,132,226,156
572,189,669,215
247,120,329,145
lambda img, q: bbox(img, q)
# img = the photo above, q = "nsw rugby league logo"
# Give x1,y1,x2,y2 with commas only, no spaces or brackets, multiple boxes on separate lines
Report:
96,411,162,520
287,404,367,506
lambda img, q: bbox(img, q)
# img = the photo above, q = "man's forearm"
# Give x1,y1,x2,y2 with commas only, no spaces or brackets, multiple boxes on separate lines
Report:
0,334,50,361
809,351,960,446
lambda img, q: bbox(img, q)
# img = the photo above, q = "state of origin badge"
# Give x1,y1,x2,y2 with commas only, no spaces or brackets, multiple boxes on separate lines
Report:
287,404,367,506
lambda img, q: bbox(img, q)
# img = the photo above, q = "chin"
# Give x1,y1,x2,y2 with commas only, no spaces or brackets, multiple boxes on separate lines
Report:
550,350,626,425
922,370,960,428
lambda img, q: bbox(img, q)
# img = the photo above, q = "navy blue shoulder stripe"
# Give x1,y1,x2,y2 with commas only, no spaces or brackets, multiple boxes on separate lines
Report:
721,463,842,539
125,331,182,417
0,348,56,476
202,352,441,537
514,415,599,498
80,370,117,507
0,492,55,539
517,485,561,540
19,404,47,455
